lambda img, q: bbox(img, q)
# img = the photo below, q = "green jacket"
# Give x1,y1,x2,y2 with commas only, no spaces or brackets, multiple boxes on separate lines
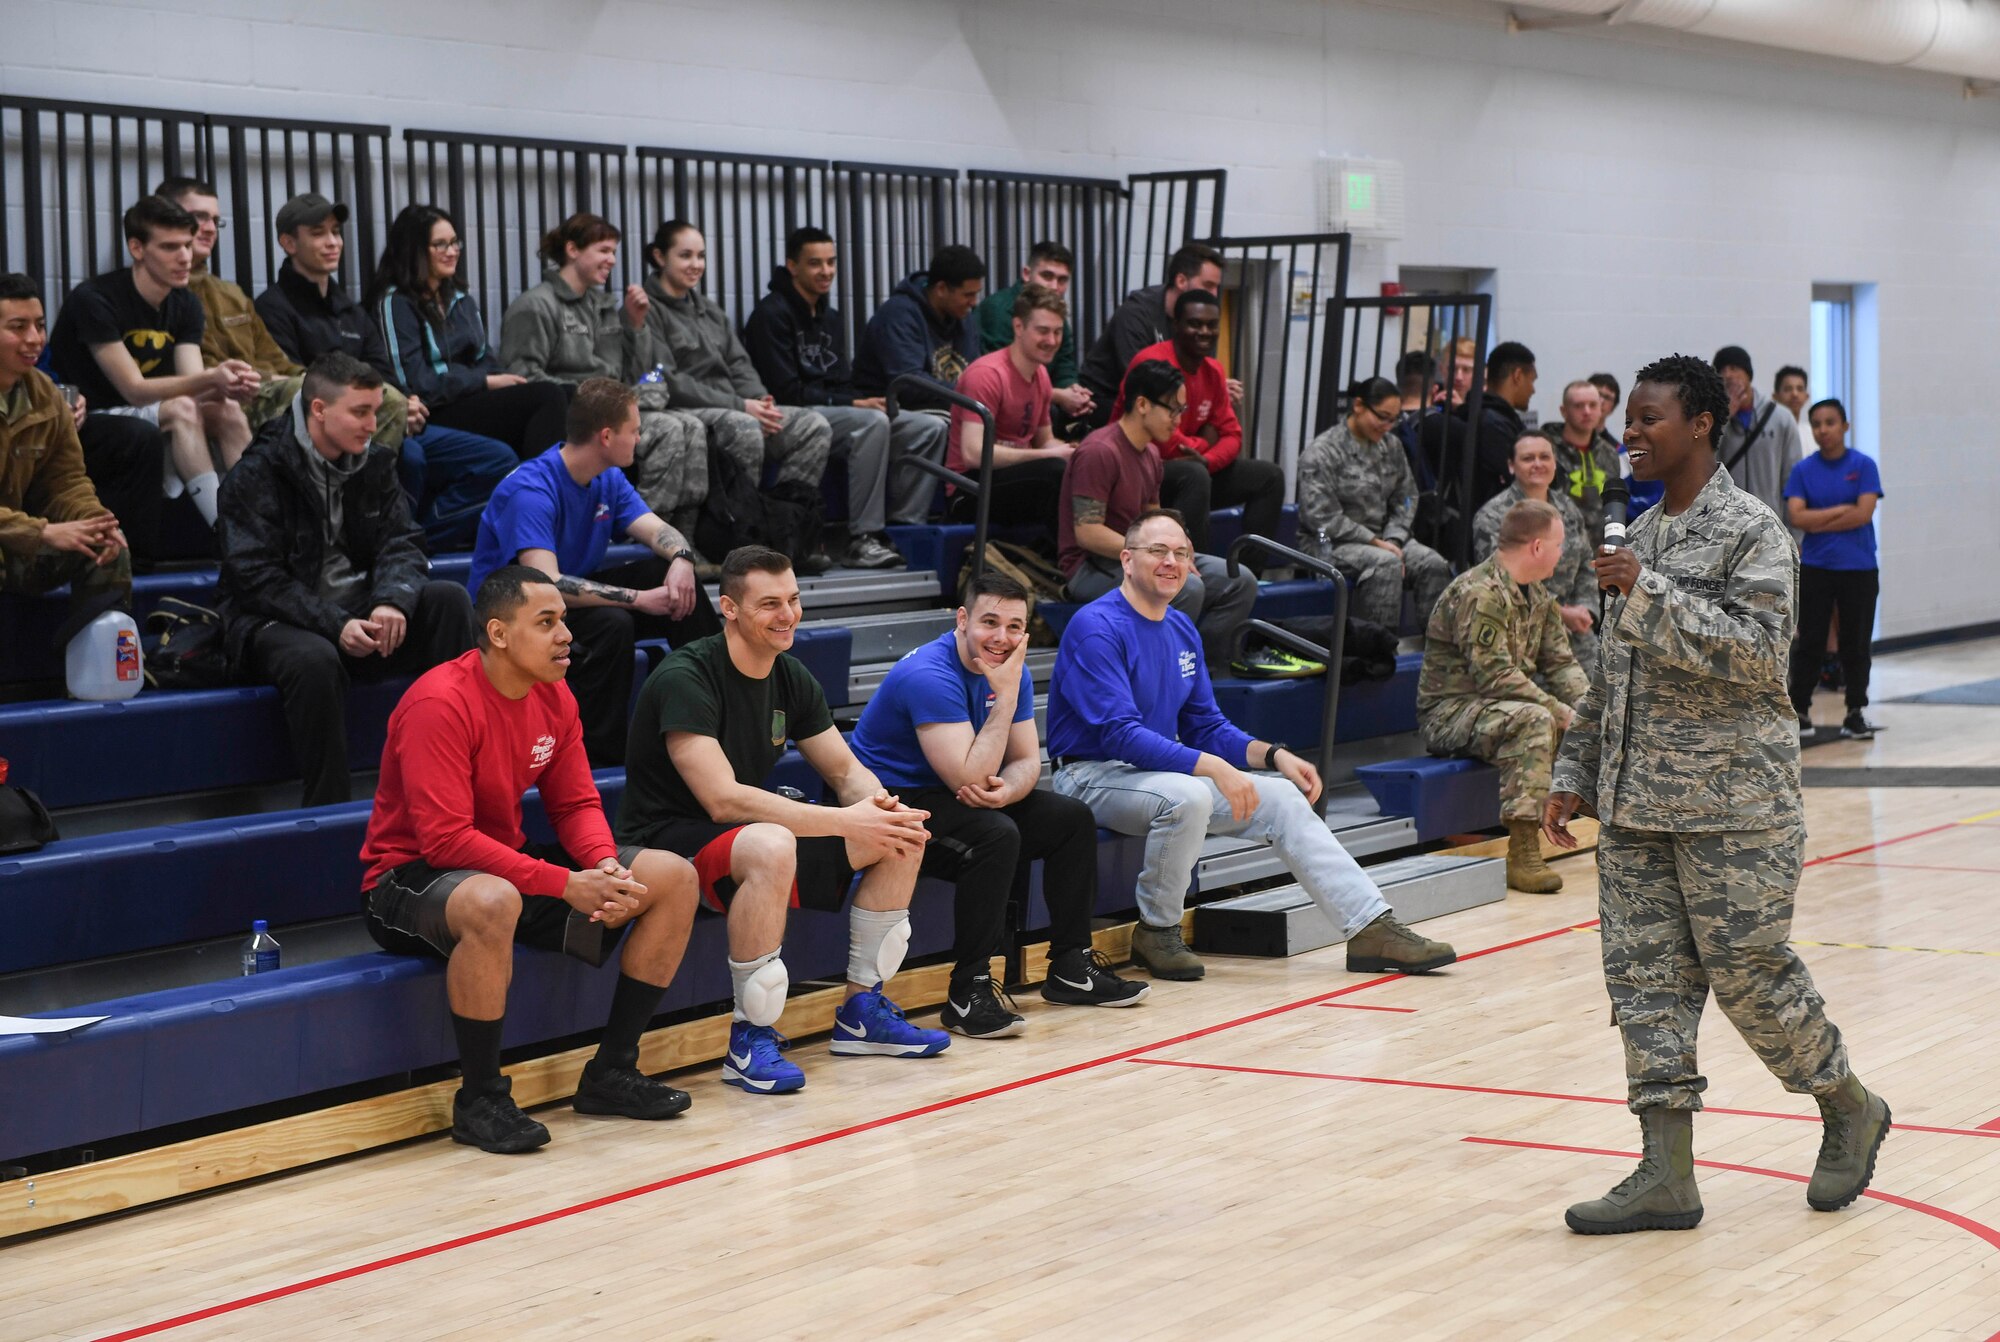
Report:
977,281,1078,388
499,272,648,386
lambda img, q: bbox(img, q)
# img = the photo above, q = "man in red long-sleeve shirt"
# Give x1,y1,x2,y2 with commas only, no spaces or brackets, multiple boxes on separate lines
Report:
1112,290,1284,567
359,564,702,1154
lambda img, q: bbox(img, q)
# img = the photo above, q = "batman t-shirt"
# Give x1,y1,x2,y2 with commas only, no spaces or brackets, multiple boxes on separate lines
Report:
48,268,204,409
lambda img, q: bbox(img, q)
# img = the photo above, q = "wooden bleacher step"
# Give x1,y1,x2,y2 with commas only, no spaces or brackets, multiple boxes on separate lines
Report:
1190,854,1505,958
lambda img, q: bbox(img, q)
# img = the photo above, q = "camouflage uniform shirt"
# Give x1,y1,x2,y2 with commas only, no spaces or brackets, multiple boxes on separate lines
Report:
1297,419,1416,556
1551,465,1800,831
1471,483,1596,613
1417,555,1589,747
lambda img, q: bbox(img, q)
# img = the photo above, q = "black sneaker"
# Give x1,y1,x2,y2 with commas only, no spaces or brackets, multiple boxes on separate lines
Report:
451,1078,550,1154
573,1060,692,1120
940,975,1026,1038
1042,948,1150,1007
1841,712,1879,740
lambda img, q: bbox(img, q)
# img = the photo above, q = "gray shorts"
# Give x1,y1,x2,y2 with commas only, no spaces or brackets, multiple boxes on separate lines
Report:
362,840,646,967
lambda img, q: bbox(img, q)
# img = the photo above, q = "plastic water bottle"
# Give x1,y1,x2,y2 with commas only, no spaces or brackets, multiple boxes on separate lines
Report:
64,609,142,702
639,363,666,385
241,920,281,976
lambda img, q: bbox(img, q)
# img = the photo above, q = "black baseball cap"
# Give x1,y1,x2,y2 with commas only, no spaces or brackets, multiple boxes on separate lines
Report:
274,192,350,235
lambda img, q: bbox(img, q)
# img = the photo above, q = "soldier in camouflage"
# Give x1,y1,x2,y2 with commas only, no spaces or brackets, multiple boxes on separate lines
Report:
1544,354,1889,1236
1420,499,1589,894
1472,431,1600,673
1298,377,1451,632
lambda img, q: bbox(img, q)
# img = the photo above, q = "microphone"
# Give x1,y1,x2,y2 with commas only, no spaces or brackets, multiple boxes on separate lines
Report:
1598,481,1631,600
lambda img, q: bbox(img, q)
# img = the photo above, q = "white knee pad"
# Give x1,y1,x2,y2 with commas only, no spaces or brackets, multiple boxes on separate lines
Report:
875,916,911,984
739,957,790,1027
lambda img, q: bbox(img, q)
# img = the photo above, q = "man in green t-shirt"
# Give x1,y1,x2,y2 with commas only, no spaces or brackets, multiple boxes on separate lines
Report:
618,545,947,1094
976,240,1093,434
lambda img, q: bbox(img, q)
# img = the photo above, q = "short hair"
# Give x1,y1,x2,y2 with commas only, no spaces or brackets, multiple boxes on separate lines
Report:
1635,353,1729,448
963,570,1031,610
1561,379,1599,403
1166,243,1223,285
0,273,40,305
926,244,987,289
539,212,620,267
1497,499,1562,549
1712,345,1753,378
124,194,196,245
786,225,834,260
1774,364,1808,390
1173,288,1221,319
475,564,559,644
1350,375,1401,414
1123,506,1189,548
1486,341,1536,387
720,545,793,602
1396,349,1434,381
647,220,701,270
1011,281,1067,324
567,376,638,442
1121,358,1185,411
155,176,217,207
301,351,384,405
1025,240,1074,271
1808,396,1848,424
1588,372,1621,402
1511,429,1558,460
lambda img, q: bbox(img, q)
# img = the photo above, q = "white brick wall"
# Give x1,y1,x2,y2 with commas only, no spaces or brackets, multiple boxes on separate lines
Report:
9,0,1998,637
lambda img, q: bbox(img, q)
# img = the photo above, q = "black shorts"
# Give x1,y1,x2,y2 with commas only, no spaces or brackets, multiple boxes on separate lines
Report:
643,819,855,914
361,840,647,967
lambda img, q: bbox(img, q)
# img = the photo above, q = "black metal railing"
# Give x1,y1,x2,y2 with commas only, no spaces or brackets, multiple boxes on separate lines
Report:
831,161,960,353
1226,533,1348,817
887,374,994,587
967,169,1125,352
1125,169,1226,292
209,114,393,302
634,147,830,332
402,128,630,325
1319,290,1493,565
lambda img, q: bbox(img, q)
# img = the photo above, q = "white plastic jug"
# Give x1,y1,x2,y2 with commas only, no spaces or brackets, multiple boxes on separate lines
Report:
65,609,143,701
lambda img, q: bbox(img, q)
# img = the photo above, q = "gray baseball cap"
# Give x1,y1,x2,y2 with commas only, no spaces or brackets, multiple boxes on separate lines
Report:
274,192,350,235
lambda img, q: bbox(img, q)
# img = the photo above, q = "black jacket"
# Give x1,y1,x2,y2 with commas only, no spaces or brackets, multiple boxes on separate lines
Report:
742,267,855,407
1418,396,1527,514
216,405,428,666
1078,284,1170,399
256,261,395,375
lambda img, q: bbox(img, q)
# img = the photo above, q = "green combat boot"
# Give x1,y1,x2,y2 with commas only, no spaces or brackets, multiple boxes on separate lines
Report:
1345,912,1457,974
1807,1074,1891,1211
1130,922,1204,981
1565,1108,1704,1234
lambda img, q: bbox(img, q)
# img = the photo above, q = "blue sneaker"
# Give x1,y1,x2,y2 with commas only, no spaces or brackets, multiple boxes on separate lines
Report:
722,1021,805,1094
829,984,951,1057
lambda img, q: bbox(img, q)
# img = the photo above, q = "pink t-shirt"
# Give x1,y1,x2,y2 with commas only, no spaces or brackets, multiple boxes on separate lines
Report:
948,349,1053,475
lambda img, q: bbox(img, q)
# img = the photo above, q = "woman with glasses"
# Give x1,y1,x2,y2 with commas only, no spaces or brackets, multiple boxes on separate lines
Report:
367,204,569,459
1297,376,1453,633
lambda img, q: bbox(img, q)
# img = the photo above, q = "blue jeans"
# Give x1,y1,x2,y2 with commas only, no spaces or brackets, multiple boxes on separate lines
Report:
398,426,518,548
1052,759,1390,933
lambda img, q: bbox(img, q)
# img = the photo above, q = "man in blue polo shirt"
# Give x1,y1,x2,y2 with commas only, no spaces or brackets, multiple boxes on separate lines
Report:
849,570,1146,1038
470,377,721,765
1784,397,1883,740
1046,508,1457,982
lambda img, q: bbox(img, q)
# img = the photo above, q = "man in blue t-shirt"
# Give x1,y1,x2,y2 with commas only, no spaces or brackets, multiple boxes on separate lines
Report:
1783,397,1883,739
470,377,721,764
1046,508,1457,982
849,571,1147,1038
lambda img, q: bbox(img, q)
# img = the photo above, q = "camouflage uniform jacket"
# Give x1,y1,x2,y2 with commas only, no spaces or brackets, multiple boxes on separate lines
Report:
1297,419,1416,554
1551,465,1801,831
1417,555,1589,748
1471,483,1596,612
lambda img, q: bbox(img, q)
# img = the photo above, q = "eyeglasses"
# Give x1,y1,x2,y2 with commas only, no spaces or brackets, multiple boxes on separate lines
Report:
428,238,464,253
1157,398,1188,416
1360,402,1398,424
1131,544,1194,565
186,211,227,230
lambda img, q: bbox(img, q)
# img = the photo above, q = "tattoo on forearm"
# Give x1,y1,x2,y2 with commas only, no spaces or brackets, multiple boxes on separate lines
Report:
555,574,636,605
647,522,690,559
1072,495,1106,528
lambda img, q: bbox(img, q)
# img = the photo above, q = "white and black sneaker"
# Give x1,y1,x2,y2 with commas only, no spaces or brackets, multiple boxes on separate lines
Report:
1041,948,1150,1008
1798,714,1815,739
1841,712,1879,740
941,975,1026,1038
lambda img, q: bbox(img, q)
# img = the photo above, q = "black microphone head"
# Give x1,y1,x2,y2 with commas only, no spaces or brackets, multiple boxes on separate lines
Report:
1601,480,1630,529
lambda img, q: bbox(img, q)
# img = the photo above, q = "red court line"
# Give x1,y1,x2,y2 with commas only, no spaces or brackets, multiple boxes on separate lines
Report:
1462,1135,2000,1342
1127,1058,2000,1141
1316,1003,1418,1013
88,918,1601,1342
1827,860,2000,875
1803,823,1959,868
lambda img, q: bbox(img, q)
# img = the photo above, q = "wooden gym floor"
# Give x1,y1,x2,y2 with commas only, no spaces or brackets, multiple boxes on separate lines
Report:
11,638,2000,1342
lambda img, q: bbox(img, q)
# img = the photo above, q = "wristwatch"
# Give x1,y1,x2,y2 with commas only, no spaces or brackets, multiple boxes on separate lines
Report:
1261,742,1288,771
665,548,696,568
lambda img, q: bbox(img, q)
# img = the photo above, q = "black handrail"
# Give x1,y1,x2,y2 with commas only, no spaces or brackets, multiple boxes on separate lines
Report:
885,374,996,588
1226,534,1349,817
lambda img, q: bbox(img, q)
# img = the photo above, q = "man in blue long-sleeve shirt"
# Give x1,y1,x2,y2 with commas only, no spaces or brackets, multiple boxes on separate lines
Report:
1047,508,1458,981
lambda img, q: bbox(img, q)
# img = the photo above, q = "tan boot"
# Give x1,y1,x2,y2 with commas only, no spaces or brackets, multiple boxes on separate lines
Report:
1506,818,1562,894
1345,912,1456,974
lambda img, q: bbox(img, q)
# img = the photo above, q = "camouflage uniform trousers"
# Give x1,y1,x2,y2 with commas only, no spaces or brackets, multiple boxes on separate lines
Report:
3,541,133,605
1597,822,1851,1113
1450,698,1561,822
1327,538,1451,631
685,405,832,495
628,408,710,531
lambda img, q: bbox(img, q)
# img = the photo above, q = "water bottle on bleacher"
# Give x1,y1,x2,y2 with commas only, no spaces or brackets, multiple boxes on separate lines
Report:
241,920,282,976
640,364,665,385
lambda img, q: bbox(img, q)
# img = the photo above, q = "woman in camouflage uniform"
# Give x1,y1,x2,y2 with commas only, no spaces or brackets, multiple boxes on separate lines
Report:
1472,430,1598,672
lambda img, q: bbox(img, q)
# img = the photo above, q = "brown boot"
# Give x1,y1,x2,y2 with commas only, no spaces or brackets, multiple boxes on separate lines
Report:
1505,818,1562,894
1345,912,1456,974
